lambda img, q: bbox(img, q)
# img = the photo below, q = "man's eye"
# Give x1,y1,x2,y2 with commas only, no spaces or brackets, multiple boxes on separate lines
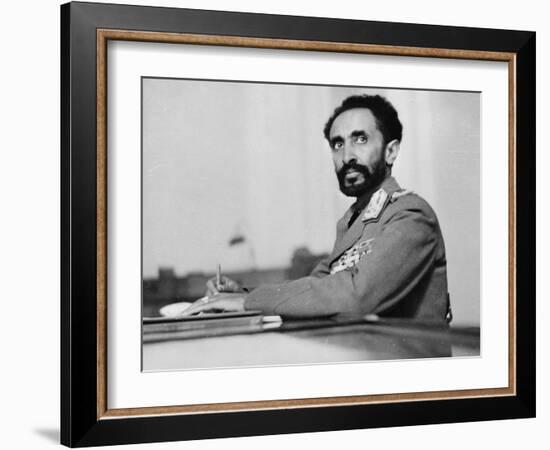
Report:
333,142,343,150
355,135,367,144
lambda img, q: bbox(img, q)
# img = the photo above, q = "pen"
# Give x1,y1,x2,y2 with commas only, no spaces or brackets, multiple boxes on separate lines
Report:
216,264,221,291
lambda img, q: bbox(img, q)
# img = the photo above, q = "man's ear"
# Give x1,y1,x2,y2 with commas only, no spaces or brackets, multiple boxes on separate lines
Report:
384,139,400,166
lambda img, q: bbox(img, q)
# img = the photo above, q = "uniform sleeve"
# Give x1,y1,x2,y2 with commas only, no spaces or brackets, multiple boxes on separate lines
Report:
244,203,438,318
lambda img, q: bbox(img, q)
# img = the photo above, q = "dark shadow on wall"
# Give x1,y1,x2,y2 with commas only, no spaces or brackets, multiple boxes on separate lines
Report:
34,428,59,444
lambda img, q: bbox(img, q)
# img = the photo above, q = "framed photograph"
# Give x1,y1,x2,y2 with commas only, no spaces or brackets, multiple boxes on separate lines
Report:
61,1,535,447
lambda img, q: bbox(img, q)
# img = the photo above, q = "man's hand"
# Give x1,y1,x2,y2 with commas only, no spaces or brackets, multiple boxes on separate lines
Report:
180,293,247,316
206,275,243,296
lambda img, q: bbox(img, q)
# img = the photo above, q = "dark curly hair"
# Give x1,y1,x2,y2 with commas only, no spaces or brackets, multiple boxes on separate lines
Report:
323,94,403,145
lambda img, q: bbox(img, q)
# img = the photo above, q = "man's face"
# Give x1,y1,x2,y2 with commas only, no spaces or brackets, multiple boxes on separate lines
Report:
328,108,388,197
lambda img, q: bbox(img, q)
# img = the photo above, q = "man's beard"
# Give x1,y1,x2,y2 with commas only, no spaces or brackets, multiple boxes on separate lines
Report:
336,159,387,197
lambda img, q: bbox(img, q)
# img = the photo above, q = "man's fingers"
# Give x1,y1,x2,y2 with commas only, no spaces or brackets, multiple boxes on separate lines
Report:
207,276,239,293
206,279,219,295
219,276,241,292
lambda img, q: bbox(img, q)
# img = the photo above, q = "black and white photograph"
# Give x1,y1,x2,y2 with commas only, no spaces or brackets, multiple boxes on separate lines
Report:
141,79,481,371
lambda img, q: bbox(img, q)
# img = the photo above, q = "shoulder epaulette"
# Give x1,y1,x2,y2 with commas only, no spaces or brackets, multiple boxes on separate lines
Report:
390,189,415,203
361,188,389,222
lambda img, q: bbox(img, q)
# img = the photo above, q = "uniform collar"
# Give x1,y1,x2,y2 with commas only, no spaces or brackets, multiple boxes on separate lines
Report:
332,176,401,263
350,175,401,214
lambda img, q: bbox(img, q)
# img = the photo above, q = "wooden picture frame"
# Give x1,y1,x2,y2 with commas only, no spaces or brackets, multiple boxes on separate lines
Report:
61,1,535,446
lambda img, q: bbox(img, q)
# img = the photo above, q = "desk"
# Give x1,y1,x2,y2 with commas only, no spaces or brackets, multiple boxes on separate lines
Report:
143,317,480,371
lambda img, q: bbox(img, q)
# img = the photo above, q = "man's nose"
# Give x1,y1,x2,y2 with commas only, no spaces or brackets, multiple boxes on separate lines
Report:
342,145,357,164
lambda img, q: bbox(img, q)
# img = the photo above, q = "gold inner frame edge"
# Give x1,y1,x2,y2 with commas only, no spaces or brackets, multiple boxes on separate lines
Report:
95,29,517,419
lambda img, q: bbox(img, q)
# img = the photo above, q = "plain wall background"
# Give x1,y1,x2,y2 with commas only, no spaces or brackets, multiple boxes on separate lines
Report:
0,0,546,449
143,80,480,325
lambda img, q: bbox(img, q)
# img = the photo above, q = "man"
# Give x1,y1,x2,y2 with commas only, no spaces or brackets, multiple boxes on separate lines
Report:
183,94,451,322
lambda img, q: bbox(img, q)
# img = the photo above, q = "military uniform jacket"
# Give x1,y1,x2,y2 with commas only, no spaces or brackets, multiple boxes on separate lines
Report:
244,176,450,322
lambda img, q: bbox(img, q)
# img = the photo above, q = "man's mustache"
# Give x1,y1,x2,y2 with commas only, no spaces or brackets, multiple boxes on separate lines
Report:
337,162,371,179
